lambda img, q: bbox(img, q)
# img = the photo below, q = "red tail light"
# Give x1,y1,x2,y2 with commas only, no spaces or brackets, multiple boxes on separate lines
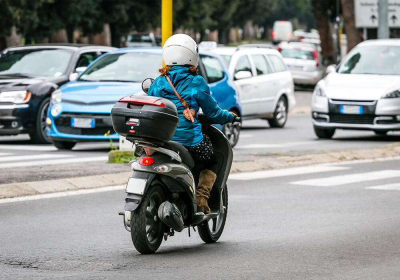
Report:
312,49,320,67
119,97,165,107
139,157,155,166
288,33,293,38
271,32,276,38
277,47,282,52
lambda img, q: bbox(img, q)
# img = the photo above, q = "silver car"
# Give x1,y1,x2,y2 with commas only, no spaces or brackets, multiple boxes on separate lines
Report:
279,43,323,86
312,39,400,138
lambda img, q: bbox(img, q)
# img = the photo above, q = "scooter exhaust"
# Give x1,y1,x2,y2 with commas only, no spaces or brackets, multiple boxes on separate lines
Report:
158,201,184,232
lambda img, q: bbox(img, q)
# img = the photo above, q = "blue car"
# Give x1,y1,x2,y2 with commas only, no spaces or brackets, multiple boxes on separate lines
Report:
47,48,242,150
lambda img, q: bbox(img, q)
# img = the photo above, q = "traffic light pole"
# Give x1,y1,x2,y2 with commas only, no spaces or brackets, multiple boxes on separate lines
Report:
162,0,173,46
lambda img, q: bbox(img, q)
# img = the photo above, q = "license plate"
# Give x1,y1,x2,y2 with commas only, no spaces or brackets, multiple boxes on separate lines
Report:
126,178,147,195
340,105,363,115
71,118,95,128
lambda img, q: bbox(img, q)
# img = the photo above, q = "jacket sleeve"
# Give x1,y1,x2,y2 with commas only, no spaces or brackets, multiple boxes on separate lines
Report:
193,76,234,124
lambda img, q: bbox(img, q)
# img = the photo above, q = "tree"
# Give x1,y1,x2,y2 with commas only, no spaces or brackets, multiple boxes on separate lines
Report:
311,0,336,64
0,0,15,49
341,0,361,51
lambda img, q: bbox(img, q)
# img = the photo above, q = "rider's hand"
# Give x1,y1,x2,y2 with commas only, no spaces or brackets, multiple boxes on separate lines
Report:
230,111,238,121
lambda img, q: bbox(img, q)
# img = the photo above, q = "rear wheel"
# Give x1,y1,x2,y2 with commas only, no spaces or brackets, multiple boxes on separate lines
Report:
314,126,335,139
268,96,288,128
198,185,228,243
29,98,52,144
53,140,76,150
131,184,166,254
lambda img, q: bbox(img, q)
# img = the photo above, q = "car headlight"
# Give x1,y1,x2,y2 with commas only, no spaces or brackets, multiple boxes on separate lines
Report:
382,90,400,99
51,104,62,117
51,90,62,104
314,85,326,97
0,91,31,103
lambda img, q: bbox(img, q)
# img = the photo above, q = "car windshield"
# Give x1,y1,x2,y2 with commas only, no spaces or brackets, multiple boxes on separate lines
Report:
338,46,400,75
280,49,314,60
79,52,161,83
0,49,73,77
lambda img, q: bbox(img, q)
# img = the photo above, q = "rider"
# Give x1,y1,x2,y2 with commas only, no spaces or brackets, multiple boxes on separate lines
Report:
148,34,237,214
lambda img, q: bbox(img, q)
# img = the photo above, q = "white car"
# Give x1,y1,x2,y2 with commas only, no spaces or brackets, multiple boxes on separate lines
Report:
272,21,293,43
279,43,323,86
312,39,400,138
210,47,295,127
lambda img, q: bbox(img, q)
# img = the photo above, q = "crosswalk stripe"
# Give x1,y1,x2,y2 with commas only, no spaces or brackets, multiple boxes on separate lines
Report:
0,153,12,156
229,165,350,181
366,183,400,191
0,145,57,151
0,156,108,169
235,141,315,149
291,170,400,187
0,154,72,163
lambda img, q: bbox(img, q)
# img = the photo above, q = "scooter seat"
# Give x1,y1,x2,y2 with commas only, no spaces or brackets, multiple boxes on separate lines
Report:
164,141,195,169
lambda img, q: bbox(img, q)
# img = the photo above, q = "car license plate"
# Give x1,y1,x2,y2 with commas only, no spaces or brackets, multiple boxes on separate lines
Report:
71,118,95,128
340,105,363,115
126,178,147,195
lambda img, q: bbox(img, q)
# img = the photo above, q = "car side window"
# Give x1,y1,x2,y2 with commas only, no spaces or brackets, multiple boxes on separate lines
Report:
200,55,225,83
251,54,272,75
234,55,252,75
268,55,287,72
76,52,98,69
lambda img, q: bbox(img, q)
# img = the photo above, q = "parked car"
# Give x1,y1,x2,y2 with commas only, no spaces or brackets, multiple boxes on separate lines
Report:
210,46,295,128
272,21,293,44
312,39,400,139
47,48,242,149
278,43,323,86
0,44,115,143
124,33,159,47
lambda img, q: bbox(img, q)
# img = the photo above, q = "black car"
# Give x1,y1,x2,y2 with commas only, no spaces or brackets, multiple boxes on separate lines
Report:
0,44,116,143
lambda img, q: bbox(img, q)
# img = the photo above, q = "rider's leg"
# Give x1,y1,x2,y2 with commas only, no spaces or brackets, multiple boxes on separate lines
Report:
196,156,218,214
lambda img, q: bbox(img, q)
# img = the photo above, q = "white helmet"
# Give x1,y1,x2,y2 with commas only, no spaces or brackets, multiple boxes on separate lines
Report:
162,34,198,67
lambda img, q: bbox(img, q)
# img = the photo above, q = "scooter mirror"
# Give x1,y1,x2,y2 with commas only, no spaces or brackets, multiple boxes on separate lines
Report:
142,78,154,93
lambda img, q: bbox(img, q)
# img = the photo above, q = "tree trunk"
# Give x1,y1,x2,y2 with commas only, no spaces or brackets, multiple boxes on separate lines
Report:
66,26,74,43
218,28,230,45
341,0,362,51
313,5,336,64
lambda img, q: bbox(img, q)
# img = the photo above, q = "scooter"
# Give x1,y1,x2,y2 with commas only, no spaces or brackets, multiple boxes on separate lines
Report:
112,79,240,254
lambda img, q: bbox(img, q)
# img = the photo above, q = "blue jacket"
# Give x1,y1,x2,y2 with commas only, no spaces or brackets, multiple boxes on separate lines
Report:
148,66,234,147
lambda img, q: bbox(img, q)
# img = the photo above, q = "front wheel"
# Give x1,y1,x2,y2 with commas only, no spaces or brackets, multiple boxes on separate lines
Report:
29,98,52,144
131,184,166,254
53,140,76,150
268,96,288,128
314,126,335,139
198,185,228,243
222,122,240,147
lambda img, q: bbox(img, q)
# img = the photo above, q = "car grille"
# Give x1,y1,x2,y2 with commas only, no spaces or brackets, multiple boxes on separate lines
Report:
329,114,375,125
54,114,115,136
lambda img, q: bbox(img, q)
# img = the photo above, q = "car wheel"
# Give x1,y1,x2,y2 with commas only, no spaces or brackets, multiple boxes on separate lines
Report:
53,140,76,150
314,126,335,139
268,96,288,128
222,111,240,147
29,97,52,144
374,131,388,136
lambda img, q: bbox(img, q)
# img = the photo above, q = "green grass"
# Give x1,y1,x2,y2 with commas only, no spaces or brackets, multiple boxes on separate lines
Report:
108,150,136,164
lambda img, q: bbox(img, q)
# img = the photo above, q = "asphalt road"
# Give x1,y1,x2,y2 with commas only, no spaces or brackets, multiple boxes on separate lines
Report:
1,158,400,279
1,91,400,184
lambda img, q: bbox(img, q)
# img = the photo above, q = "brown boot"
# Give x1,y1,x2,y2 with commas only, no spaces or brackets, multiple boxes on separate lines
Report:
196,169,217,214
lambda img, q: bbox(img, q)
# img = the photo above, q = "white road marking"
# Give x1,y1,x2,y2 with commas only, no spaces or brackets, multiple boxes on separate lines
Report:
291,170,400,187
235,141,315,149
0,156,108,169
239,134,254,139
366,183,400,191
0,185,125,204
229,165,349,181
0,145,57,151
0,154,72,163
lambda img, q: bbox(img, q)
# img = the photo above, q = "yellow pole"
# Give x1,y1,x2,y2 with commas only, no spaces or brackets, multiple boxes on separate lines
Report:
161,0,173,47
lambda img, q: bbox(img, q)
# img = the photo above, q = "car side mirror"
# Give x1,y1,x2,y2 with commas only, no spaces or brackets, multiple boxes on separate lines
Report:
142,78,154,93
326,64,337,75
69,67,87,81
234,71,252,80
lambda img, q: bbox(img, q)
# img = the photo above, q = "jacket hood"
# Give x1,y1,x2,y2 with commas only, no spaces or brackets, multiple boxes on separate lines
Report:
159,66,195,95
